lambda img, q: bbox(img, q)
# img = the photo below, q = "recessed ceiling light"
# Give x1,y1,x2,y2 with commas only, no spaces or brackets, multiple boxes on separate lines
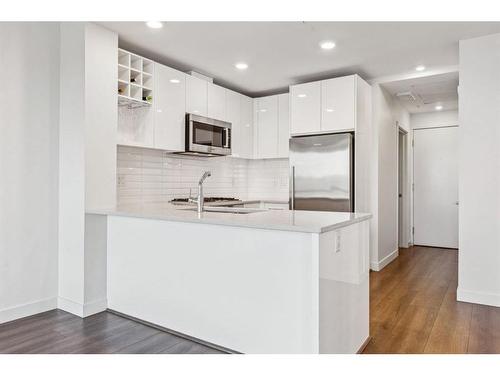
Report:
235,62,248,70
259,109,267,113
325,108,335,112
297,94,307,98
320,41,336,50
415,65,426,72
169,79,180,84
146,21,163,29
435,105,443,111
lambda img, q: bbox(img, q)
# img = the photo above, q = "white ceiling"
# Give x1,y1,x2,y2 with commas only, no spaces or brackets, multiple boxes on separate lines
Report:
382,72,459,113
99,22,500,97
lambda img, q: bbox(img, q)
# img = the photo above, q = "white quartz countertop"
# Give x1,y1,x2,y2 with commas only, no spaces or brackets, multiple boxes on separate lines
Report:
87,203,371,234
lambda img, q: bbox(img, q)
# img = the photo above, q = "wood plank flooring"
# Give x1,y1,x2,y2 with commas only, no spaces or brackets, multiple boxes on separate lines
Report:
0,310,225,354
363,246,500,354
1,246,499,354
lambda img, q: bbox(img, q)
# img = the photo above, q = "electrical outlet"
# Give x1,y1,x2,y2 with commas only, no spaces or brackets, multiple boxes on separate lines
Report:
335,231,341,253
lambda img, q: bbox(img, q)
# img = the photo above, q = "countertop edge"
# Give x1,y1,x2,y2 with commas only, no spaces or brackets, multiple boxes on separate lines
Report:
86,209,372,234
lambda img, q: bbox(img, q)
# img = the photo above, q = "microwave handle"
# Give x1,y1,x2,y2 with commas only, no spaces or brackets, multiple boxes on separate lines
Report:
224,128,230,148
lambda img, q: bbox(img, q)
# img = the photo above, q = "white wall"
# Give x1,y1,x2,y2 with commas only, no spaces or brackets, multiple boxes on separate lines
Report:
457,33,500,307
0,23,60,322
85,24,118,210
370,84,410,271
411,110,458,129
58,22,117,317
58,22,87,312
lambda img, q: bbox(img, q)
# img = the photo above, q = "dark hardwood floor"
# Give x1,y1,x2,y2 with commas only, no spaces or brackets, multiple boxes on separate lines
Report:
0,310,225,354
2,246,499,354
363,246,500,354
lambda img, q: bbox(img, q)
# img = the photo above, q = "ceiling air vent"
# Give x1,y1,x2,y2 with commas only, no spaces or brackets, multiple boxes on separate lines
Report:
395,91,417,101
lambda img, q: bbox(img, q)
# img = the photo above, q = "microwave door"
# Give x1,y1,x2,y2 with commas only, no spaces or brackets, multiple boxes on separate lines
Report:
185,114,232,156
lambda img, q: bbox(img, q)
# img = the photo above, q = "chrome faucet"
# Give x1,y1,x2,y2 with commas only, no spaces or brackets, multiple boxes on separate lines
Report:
189,171,212,213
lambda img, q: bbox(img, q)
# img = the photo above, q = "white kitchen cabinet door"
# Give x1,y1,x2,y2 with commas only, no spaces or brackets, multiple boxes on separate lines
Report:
225,89,242,157
255,96,279,159
239,95,254,159
290,81,321,135
186,75,208,116
153,63,186,151
278,93,290,158
208,83,226,121
321,75,356,132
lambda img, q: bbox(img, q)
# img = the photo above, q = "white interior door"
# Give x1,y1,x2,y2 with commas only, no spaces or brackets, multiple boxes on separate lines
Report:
413,126,458,248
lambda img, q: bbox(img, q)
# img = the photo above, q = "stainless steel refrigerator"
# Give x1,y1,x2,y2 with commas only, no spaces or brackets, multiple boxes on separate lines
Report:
289,133,354,212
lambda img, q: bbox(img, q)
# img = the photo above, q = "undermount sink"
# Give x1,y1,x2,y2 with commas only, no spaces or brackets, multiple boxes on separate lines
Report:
179,206,266,214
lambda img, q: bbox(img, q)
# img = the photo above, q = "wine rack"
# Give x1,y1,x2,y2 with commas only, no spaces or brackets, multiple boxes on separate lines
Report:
117,48,154,108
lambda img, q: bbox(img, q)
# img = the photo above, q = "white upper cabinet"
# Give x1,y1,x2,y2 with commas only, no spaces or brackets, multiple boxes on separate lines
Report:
226,89,250,158
290,75,364,135
321,75,356,132
207,83,227,121
186,75,208,116
153,63,186,152
278,93,290,158
290,81,321,135
255,95,279,159
238,95,254,159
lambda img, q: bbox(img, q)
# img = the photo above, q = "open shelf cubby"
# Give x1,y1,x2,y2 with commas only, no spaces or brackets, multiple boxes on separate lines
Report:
118,65,130,83
142,73,153,89
117,48,153,107
118,81,129,97
130,54,142,71
130,70,142,86
143,59,154,75
118,49,130,67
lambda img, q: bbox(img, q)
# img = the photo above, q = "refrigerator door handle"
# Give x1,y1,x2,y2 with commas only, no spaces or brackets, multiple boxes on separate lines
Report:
290,166,295,210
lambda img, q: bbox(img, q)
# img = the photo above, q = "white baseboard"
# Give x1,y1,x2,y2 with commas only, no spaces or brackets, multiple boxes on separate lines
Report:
83,298,108,317
58,297,107,318
370,249,399,272
457,287,500,307
0,297,57,324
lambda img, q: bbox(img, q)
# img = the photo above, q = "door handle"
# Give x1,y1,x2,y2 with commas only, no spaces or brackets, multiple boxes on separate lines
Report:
290,166,295,210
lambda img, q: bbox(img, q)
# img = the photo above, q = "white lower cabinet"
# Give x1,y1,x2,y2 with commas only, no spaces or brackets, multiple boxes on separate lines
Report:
153,63,186,151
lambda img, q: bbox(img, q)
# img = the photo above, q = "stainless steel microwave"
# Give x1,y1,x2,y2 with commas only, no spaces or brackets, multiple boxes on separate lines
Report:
181,114,231,156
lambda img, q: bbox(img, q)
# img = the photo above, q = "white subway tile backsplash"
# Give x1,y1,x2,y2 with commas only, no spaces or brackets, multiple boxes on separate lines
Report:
117,146,289,205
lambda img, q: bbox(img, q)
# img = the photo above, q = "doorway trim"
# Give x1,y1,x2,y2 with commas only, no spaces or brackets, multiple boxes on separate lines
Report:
398,126,410,248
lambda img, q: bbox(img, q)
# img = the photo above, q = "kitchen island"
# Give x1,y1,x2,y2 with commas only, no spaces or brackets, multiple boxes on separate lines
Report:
85,204,371,354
